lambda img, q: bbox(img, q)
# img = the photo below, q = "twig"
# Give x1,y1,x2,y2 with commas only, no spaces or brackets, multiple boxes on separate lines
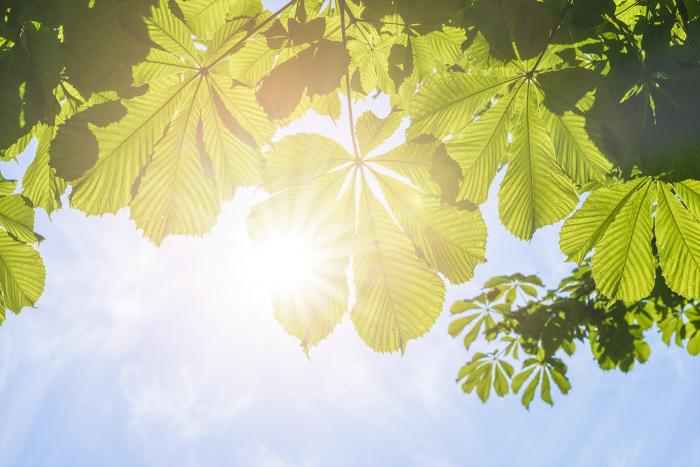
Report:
339,0,361,161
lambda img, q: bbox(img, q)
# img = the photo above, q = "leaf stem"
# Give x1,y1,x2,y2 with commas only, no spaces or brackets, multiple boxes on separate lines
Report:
339,0,361,161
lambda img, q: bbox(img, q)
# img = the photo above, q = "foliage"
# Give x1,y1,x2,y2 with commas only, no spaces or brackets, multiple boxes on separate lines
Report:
0,0,699,358
450,264,700,408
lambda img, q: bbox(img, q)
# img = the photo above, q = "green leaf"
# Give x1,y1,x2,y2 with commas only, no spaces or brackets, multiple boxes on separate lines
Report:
541,107,611,185
450,300,481,314
446,90,515,205
348,24,397,95
0,230,45,314
411,27,465,78
198,80,263,199
180,0,236,39
130,83,220,244
22,125,66,215
146,0,201,66
370,142,440,194
521,370,540,409
356,111,402,156
655,182,700,299
688,330,700,356
378,176,486,283
675,180,700,221
0,176,17,197
272,195,354,350
0,196,38,244
462,316,485,350
476,362,493,402
448,313,481,337
262,133,352,194
592,180,656,302
70,77,186,215
352,194,445,353
498,82,578,239
540,370,553,406
229,37,276,87
550,368,571,395
560,179,645,264
211,75,273,148
511,365,536,393
408,72,516,139
457,353,487,381
493,362,510,397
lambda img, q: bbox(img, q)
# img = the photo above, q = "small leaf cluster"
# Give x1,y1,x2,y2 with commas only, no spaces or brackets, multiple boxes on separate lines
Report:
450,263,700,408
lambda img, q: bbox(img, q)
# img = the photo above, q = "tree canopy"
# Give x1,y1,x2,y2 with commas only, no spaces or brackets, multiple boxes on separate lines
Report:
0,0,699,404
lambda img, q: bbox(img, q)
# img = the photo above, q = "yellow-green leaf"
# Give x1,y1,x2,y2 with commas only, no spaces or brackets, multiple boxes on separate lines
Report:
352,194,445,353
592,180,656,302
498,82,577,239
0,230,45,314
656,182,700,299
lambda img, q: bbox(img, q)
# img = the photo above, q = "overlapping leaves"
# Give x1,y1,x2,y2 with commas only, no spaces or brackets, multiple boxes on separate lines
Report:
52,0,272,244
1,0,700,363
0,181,45,325
450,264,698,408
408,43,611,239
561,177,700,303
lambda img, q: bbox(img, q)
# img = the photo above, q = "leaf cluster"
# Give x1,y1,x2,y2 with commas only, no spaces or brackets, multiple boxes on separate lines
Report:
450,263,699,408
1,0,700,357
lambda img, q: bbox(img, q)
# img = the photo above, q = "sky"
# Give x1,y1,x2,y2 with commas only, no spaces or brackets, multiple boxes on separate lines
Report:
1,19,699,467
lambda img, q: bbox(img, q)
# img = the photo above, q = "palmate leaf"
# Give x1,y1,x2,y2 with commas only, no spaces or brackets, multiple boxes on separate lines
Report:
129,84,221,241
63,0,270,244
248,108,486,352
511,358,570,409
449,294,501,349
456,353,514,402
410,47,609,239
537,70,612,185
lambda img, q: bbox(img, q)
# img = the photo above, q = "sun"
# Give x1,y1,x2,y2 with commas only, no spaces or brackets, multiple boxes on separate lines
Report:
251,233,320,294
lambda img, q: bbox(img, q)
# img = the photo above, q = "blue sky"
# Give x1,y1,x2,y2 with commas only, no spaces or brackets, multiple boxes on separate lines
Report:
1,13,699,464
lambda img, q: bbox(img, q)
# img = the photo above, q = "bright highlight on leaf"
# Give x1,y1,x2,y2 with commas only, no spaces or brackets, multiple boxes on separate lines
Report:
248,109,486,352
1,0,700,377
